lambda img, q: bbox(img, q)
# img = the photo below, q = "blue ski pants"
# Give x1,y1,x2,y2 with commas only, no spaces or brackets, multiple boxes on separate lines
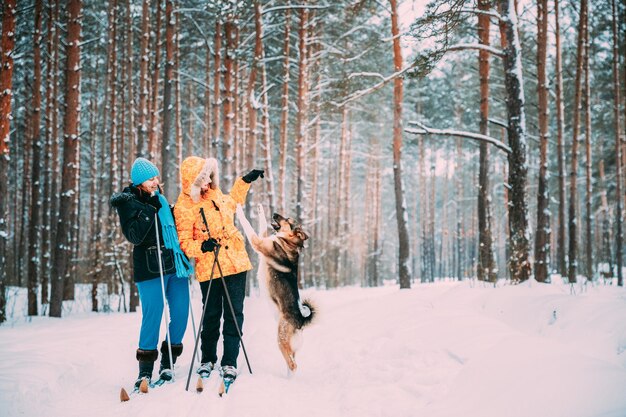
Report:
136,273,189,350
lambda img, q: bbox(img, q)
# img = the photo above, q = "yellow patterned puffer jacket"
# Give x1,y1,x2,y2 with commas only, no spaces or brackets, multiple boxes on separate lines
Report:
174,156,252,282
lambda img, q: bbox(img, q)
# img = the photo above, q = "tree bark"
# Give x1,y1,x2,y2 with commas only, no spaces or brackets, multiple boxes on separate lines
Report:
295,4,309,221
477,0,496,283
160,0,177,200
212,20,222,159
390,0,412,288
137,0,151,157
498,0,531,283
612,0,623,286
203,42,211,156
125,0,137,164
50,0,82,317
41,0,60,306
567,0,587,284
278,7,291,214
106,0,119,198
534,0,550,283
554,0,567,277
27,0,45,316
148,0,162,161
0,0,17,324
583,17,593,281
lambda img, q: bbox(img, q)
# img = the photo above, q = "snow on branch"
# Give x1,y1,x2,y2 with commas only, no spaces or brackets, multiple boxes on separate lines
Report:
348,72,386,81
262,4,331,15
447,43,504,57
406,121,511,154
459,8,502,21
331,63,417,108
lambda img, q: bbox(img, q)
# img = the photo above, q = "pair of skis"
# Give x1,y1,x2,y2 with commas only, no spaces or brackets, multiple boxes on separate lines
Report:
195,368,235,397
120,372,234,402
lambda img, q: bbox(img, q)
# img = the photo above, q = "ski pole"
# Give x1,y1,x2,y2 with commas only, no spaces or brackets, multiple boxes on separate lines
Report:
199,207,253,375
154,213,174,376
187,277,201,363
214,254,253,374
185,244,219,391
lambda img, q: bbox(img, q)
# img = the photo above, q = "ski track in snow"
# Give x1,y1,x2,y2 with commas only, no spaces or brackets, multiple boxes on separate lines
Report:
1,280,626,417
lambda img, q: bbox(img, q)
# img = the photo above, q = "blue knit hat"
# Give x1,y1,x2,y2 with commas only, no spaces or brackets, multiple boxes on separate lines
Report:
131,157,159,185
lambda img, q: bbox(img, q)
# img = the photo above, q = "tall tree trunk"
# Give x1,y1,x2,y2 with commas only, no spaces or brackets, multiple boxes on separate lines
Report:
260,50,276,213
554,0,567,277
203,43,211,156
148,0,162,161
278,7,291,214
42,0,59,306
106,0,119,198
534,0,550,283
612,0,623,286
137,0,150,157
456,138,464,280
28,0,45,316
0,0,17,324
222,17,236,187
160,0,176,200
246,1,263,175
211,20,222,159
583,17,593,281
174,9,182,167
89,79,102,312
390,0,412,288
295,4,309,221
125,0,136,164
477,0,496,283
50,0,82,317
499,0,531,283
567,0,587,284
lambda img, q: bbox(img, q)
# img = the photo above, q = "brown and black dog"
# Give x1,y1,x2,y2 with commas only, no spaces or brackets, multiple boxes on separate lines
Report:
236,204,316,372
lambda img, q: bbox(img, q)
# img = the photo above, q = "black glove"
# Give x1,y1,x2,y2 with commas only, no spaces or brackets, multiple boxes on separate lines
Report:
242,169,265,184
148,194,162,209
201,238,219,253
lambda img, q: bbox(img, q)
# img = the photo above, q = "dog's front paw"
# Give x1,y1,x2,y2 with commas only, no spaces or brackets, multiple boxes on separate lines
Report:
257,203,266,219
235,204,245,220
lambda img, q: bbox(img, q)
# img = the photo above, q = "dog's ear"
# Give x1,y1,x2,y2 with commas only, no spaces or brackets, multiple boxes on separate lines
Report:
296,229,309,241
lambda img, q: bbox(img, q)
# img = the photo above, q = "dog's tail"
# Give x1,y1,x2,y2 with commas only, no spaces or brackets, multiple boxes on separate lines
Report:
295,298,316,329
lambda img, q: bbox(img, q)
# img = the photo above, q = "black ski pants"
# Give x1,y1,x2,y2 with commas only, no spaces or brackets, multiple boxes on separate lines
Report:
199,271,246,368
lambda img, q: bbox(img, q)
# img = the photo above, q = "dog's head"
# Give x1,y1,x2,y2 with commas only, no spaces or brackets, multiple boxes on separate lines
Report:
271,213,309,247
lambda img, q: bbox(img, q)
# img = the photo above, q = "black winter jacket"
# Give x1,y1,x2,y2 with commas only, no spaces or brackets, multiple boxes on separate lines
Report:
110,185,177,282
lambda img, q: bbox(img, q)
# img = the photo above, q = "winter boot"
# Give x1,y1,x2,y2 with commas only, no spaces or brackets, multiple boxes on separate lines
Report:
135,349,158,390
221,365,237,381
196,362,214,378
219,365,237,395
158,341,183,381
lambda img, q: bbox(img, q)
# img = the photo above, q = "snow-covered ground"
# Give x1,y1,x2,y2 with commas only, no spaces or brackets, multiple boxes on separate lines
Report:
1,279,626,417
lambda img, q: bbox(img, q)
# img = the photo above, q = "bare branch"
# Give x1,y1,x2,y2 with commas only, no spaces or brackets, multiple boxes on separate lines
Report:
348,72,386,81
459,7,502,21
331,63,417,108
262,4,331,15
406,121,511,154
447,43,504,57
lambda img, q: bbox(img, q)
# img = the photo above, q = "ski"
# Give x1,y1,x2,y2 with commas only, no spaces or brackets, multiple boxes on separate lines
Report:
218,376,235,397
120,374,174,402
195,373,212,393
194,363,215,393
120,377,149,402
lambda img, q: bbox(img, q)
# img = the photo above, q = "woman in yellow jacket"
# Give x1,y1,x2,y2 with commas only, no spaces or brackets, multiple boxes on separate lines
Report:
174,156,263,381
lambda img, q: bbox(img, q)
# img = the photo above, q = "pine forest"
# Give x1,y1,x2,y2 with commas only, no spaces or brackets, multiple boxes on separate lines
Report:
1,0,625,322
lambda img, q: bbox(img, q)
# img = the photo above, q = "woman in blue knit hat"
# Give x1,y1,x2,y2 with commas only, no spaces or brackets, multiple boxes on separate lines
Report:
110,157,194,391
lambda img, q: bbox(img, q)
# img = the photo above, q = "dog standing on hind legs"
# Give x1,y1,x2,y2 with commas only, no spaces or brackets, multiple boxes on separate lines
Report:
236,204,316,372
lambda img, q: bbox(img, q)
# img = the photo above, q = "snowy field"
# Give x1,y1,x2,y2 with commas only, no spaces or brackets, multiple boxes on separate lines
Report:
1,279,626,417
